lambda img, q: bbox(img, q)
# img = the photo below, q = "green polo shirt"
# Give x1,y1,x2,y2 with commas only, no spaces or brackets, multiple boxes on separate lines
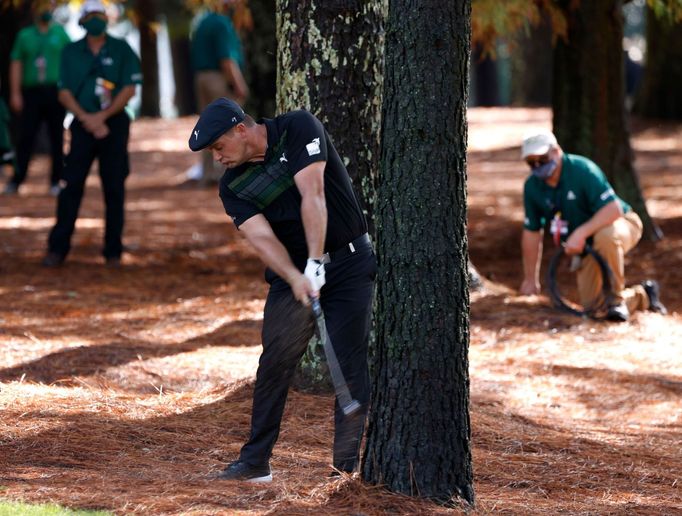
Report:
10,24,71,87
191,12,244,71
523,153,631,237
58,35,142,114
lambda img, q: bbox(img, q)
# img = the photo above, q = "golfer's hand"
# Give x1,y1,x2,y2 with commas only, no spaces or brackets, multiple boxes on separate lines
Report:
290,273,316,305
564,230,586,255
304,258,326,293
520,278,540,295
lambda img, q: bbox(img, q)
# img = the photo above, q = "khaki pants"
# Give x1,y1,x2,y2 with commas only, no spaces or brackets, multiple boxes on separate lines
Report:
576,210,649,313
195,71,229,184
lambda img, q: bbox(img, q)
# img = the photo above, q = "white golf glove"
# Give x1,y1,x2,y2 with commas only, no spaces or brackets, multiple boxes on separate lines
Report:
304,257,326,291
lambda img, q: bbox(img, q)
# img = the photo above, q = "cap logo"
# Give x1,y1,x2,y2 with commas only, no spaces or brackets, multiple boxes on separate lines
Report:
232,117,237,122
194,130,199,140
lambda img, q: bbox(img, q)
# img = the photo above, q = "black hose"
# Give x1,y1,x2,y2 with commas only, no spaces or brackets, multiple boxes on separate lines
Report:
546,244,614,318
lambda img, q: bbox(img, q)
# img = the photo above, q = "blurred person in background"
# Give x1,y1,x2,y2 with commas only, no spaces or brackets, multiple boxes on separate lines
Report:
186,0,249,186
4,0,70,196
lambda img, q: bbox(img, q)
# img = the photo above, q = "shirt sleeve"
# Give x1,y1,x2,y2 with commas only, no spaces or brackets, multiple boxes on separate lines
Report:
120,42,143,86
57,44,75,92
580,161,618,212
215,17,241,63
285,111,328,175
220,175,260,228
523,180,543,231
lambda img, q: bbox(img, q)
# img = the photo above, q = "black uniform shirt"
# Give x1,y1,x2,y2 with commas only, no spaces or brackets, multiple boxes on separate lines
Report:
219,110,367,276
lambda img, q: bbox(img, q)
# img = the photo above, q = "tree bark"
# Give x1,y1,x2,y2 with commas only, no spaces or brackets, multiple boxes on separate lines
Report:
276,0,385,392
633,7,682,120
362,0,474,506
136,0,160,117
275,0,384,229
552,0,662,240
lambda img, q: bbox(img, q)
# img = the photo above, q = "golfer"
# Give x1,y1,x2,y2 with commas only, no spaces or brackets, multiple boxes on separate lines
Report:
189,98,376,482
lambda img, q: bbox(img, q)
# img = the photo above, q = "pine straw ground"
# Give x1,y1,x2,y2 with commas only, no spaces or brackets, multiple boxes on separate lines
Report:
1,108,681,515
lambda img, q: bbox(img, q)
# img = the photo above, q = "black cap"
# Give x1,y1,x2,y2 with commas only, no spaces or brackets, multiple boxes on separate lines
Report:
188,97,246,152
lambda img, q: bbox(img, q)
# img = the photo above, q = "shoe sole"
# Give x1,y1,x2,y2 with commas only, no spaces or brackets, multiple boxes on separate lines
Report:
246,473,272,483
215,472,272,482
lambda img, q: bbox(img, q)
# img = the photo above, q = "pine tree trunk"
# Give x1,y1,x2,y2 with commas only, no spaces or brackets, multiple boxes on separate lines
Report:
276,0,385,392
633,7,682,120
552,0,662,240
137,0,160,117
275,0,384,227
363,0,474,506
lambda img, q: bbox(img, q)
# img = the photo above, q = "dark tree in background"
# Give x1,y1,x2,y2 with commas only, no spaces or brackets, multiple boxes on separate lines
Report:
634,6,682,120
509,18,553,106
136,0,160,117
241,0,276,118
363,0,474,506
552,0,661,240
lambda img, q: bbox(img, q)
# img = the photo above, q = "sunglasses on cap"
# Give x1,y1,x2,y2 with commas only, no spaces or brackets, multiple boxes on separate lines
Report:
526,154,551,169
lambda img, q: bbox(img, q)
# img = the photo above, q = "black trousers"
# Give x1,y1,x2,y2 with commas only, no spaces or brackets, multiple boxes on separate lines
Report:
48,112,130,260
12,85,65,187
239,238,376,472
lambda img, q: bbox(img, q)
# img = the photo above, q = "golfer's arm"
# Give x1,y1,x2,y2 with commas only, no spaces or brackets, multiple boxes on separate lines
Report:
239,214,301,284
522,229,543,283
58,89,88,121
294,162,327,259
101,85,136,119
574,200,623,238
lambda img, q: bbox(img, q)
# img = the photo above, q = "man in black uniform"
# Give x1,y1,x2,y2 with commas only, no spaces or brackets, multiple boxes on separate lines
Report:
189,98,376,482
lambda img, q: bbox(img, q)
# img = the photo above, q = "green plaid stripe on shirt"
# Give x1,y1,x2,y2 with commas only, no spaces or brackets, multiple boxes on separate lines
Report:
228,132,293,210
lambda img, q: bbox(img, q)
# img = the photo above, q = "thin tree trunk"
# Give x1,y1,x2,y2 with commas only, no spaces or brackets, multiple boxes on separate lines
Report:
552,0,662,240
242,0,277,118
363,0,474,506
510,18,553,106
137,0,160,117
276,0,385,392
633,7,682,120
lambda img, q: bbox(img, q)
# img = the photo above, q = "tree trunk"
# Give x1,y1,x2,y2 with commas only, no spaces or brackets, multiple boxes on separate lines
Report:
276,0,385,392
275,0,384,228
363,0,474,506
552,0,662,240
166,5,194,117
471,44,500,107
137,0,160,117
242,0,277,119
510,18,553,106
633,7,682,120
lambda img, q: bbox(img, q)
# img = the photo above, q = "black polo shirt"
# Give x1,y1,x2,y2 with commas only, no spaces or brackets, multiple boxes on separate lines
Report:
219,110,367,272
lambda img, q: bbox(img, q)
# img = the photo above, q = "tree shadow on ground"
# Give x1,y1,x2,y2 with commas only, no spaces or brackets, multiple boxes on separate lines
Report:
0,318,262,385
